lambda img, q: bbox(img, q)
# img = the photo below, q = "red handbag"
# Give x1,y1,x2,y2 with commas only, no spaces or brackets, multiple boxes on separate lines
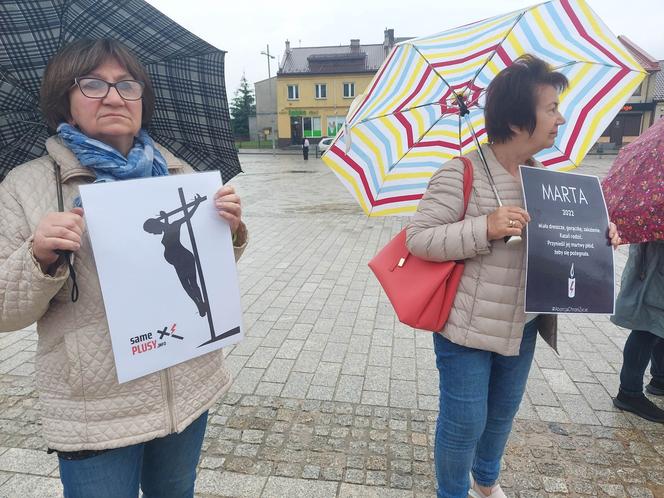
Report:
368,157,473,331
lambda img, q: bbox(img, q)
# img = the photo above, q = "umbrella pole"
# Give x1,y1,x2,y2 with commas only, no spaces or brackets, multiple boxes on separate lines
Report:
457,96,522,246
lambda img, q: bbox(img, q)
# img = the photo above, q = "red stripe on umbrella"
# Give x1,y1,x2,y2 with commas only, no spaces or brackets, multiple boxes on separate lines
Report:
432,45,498,68
329,144,423,208
561,0,626,69
348,48,399,124
414,140,460,149
395,66,434,113
561,68,629,161
394,112,415,150
495,46,513,67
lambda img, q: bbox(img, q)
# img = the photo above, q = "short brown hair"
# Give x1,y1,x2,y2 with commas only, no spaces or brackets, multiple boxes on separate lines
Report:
484,54,568,144
40,39,155,131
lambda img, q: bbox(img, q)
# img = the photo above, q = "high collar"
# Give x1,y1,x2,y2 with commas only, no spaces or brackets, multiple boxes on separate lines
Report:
45,135,186,182
481,144,540,180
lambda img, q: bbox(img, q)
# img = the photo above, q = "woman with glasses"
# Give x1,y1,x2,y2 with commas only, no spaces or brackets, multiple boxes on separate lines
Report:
0,39,247,497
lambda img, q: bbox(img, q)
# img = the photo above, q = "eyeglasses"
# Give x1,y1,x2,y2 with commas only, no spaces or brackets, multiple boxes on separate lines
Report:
73,77,145,101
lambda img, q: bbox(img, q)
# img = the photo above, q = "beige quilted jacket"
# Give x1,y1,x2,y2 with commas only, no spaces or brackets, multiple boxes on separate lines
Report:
0,137,247,451
406,146,556,356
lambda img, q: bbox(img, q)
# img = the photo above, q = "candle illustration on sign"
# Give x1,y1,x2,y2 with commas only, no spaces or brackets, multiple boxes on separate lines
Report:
568,263,575,298
144,187,240,347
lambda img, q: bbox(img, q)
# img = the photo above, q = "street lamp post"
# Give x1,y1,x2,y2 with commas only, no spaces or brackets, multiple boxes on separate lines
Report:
260,44,276,154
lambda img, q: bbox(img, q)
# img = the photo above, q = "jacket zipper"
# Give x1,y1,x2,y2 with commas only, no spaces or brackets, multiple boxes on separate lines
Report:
162,369,177,433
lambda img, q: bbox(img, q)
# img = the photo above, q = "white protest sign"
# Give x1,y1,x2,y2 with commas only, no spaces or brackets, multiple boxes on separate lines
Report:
80,172,243,383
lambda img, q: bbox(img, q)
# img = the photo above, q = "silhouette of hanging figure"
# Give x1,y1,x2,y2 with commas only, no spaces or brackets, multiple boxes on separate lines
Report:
143,193,207,317
143,188,240,347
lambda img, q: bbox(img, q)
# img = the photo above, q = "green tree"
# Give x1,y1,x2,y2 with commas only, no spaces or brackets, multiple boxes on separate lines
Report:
230,74,255,139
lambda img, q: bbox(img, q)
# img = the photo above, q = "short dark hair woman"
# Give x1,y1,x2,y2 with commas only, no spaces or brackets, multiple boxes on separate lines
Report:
0,39,247,497
407,54,620,498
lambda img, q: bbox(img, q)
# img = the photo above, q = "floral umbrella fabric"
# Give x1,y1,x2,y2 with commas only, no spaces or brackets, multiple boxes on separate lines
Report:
602,118,664,244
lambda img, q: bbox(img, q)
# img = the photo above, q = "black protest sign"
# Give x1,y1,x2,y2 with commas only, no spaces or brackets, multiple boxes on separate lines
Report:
520,166,614,314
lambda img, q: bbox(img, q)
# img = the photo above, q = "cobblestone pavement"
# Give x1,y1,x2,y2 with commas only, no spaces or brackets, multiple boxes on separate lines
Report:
1,153,663,497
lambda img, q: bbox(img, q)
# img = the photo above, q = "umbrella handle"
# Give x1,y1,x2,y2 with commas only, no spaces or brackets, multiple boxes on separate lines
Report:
504,235,523,247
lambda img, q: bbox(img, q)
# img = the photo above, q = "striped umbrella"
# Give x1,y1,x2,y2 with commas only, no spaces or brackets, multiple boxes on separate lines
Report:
322,0,646,216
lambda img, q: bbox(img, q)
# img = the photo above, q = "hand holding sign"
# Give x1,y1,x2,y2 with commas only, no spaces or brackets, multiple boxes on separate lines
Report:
32,207,85,272
214,185,242,234
608,222,621,248
487,206,531,240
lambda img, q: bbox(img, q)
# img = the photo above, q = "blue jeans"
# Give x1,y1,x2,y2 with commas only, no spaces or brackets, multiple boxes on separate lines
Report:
58,411,208,498
619,330,664,396
433,320,538,498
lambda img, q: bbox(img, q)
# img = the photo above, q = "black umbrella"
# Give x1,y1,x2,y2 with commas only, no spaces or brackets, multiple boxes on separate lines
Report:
0,0,241,182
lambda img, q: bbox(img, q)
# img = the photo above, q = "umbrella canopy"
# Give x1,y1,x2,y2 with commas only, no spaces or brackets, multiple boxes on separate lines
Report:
602,118,664,244
322,0,646,216
0,0,240,182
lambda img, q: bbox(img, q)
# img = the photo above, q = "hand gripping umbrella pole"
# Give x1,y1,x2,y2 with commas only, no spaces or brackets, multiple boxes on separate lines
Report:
455,94,522,247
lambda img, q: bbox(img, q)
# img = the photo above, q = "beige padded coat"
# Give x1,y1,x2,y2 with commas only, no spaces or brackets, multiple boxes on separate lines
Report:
406,146,556,356
0,137,247,451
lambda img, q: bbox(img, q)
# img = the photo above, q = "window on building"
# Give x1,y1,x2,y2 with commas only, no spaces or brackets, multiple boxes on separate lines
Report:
632,83,642,97
315,84,327,99
287,85,299,100
623,114,642,136
343,82,355,98
327,116,345,136
303,116,322,137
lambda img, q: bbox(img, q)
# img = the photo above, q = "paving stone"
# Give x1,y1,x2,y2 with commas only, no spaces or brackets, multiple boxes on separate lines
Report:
0,448,58,476
541,369,579,394
391,357,416,381
307,385,335,401
339,483,415,497
556,393,601,425
262,358,295,383
390,380,417,409
311,362,341,387
293,350,324,374
229,367,264,394
345,468,365,484
542,476,569,493
362,391,389,406
281,372,313,399
0,475,61,498
334,375,364,403
255,381,284,396
364,366,390,392
366,470,388,486
527,378,560,407
368,346,392,367
195,470,267,496
533,406,571,423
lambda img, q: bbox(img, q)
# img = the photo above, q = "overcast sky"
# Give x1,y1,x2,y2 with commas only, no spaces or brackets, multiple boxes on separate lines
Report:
147,0,664,97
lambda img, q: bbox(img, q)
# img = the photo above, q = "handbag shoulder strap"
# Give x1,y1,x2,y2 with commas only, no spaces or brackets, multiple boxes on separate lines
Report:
396,156,474,267
457,156,474,221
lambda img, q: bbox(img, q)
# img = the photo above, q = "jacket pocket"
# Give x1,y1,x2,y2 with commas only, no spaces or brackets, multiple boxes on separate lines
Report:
63,332,84,397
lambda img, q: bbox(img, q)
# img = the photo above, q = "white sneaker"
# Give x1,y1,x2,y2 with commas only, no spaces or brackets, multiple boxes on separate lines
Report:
468,473,507,498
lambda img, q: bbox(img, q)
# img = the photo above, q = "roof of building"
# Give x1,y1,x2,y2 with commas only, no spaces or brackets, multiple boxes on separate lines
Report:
278,43,392,75
618,36,661,72
654,60,664,101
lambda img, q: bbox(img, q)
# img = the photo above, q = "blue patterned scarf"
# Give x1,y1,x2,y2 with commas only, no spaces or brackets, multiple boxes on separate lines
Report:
57,123,169,206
